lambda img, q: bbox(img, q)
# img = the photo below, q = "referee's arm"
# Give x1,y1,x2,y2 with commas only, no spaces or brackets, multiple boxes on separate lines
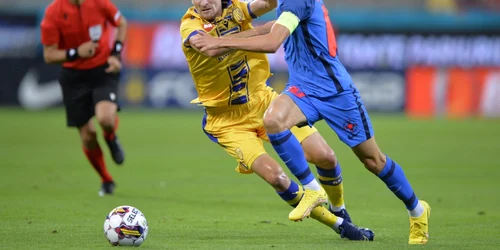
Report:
43,42,98,64
43,45,67,64
41,14,98,64
114,16,127,44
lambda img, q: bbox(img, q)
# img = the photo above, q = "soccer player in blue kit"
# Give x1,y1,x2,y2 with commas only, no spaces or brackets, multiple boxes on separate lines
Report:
191,0,430,245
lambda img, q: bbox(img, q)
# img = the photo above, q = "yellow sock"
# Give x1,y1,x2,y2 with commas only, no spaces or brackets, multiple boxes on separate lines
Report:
316,165,345,209
319,175,344,208
310,206,340,230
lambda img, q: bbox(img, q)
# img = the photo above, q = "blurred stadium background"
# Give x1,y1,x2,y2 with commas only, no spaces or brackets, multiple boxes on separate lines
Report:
1,0,499,116
1,0,500,249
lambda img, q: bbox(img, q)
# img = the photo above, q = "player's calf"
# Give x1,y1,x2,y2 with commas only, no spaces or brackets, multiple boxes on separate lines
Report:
264,97,321,191
95,103,125,165
79,121,99,148
352,137,386,175
301,133,352,222
353,137,429,243
359,152,386,175
79,122,115,193
252,154,291,192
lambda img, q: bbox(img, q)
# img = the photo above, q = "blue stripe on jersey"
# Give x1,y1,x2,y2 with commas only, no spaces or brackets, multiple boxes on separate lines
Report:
300,22,343,93
232,83,246,92
247,0,258,19
230,96,248,105
352,89,372,140
202,113,218,143
183,30,203,48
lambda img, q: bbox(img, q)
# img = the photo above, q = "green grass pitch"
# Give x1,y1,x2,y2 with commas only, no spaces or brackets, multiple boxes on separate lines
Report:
1,108,499,249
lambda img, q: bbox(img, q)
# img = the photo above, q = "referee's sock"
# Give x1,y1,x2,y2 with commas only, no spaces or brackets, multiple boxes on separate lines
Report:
83,144,113,183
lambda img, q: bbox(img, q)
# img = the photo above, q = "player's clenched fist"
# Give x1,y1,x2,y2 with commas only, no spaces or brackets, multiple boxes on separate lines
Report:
190,32,220,52
77,41,99,58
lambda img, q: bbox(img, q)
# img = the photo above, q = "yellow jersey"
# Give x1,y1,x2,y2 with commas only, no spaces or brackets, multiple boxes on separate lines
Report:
180,0,271,108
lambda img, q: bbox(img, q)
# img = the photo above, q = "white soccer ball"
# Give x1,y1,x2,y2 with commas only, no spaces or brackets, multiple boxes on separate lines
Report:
103,205,149,246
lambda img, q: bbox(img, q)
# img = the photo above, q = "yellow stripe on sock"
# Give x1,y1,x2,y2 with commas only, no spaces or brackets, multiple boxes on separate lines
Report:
318,175,341,182
286,185,304,206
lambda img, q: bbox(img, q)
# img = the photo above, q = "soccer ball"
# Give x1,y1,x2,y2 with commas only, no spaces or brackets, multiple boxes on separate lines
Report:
103,205,149,246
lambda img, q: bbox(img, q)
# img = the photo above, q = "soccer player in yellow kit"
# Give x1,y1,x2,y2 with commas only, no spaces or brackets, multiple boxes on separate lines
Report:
180,0,374,240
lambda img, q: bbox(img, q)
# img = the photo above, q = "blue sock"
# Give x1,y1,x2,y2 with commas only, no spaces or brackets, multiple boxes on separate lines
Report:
378,155,419,210
277,180,303,207
268,130,315,186
316,164,342,181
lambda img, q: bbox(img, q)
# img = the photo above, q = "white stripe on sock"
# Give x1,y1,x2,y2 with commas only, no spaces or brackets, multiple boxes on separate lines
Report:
303,179,321,190
408,201,425,217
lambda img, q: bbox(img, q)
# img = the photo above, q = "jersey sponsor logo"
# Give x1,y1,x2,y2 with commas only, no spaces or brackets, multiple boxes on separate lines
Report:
203,23,214,32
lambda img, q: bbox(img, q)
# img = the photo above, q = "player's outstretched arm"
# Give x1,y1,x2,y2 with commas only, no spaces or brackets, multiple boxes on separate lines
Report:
191,11,298,53
188,21,275,57
249,0,277,17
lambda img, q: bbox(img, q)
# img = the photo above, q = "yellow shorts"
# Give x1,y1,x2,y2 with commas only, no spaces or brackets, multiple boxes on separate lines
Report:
202,88,317,174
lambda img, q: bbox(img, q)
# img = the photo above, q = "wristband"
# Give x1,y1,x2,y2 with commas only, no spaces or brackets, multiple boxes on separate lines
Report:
66,48,79,61
111,41,123,56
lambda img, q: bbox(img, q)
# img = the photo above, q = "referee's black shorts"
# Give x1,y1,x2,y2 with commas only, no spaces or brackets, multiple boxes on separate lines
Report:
59,64,120,128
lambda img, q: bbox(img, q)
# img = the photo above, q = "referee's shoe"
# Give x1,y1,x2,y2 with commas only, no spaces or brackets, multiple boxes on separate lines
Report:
106,135,125,165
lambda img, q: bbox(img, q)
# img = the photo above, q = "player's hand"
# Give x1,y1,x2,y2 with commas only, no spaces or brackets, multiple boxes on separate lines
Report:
105,56,122,73
77,41,99,58
191,32,221,52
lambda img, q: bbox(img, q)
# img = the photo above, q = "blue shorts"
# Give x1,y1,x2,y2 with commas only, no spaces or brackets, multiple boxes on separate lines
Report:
283,84,374,148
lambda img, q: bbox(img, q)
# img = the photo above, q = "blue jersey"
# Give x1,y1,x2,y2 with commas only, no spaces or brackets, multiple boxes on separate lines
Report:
277,0,353,97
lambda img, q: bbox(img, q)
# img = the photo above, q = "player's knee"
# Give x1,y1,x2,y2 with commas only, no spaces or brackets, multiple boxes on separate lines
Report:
265,170,290,191
306,147,337,169
96,114,115,129
360,153,386,174
263,112,286,133
269,172,290,191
